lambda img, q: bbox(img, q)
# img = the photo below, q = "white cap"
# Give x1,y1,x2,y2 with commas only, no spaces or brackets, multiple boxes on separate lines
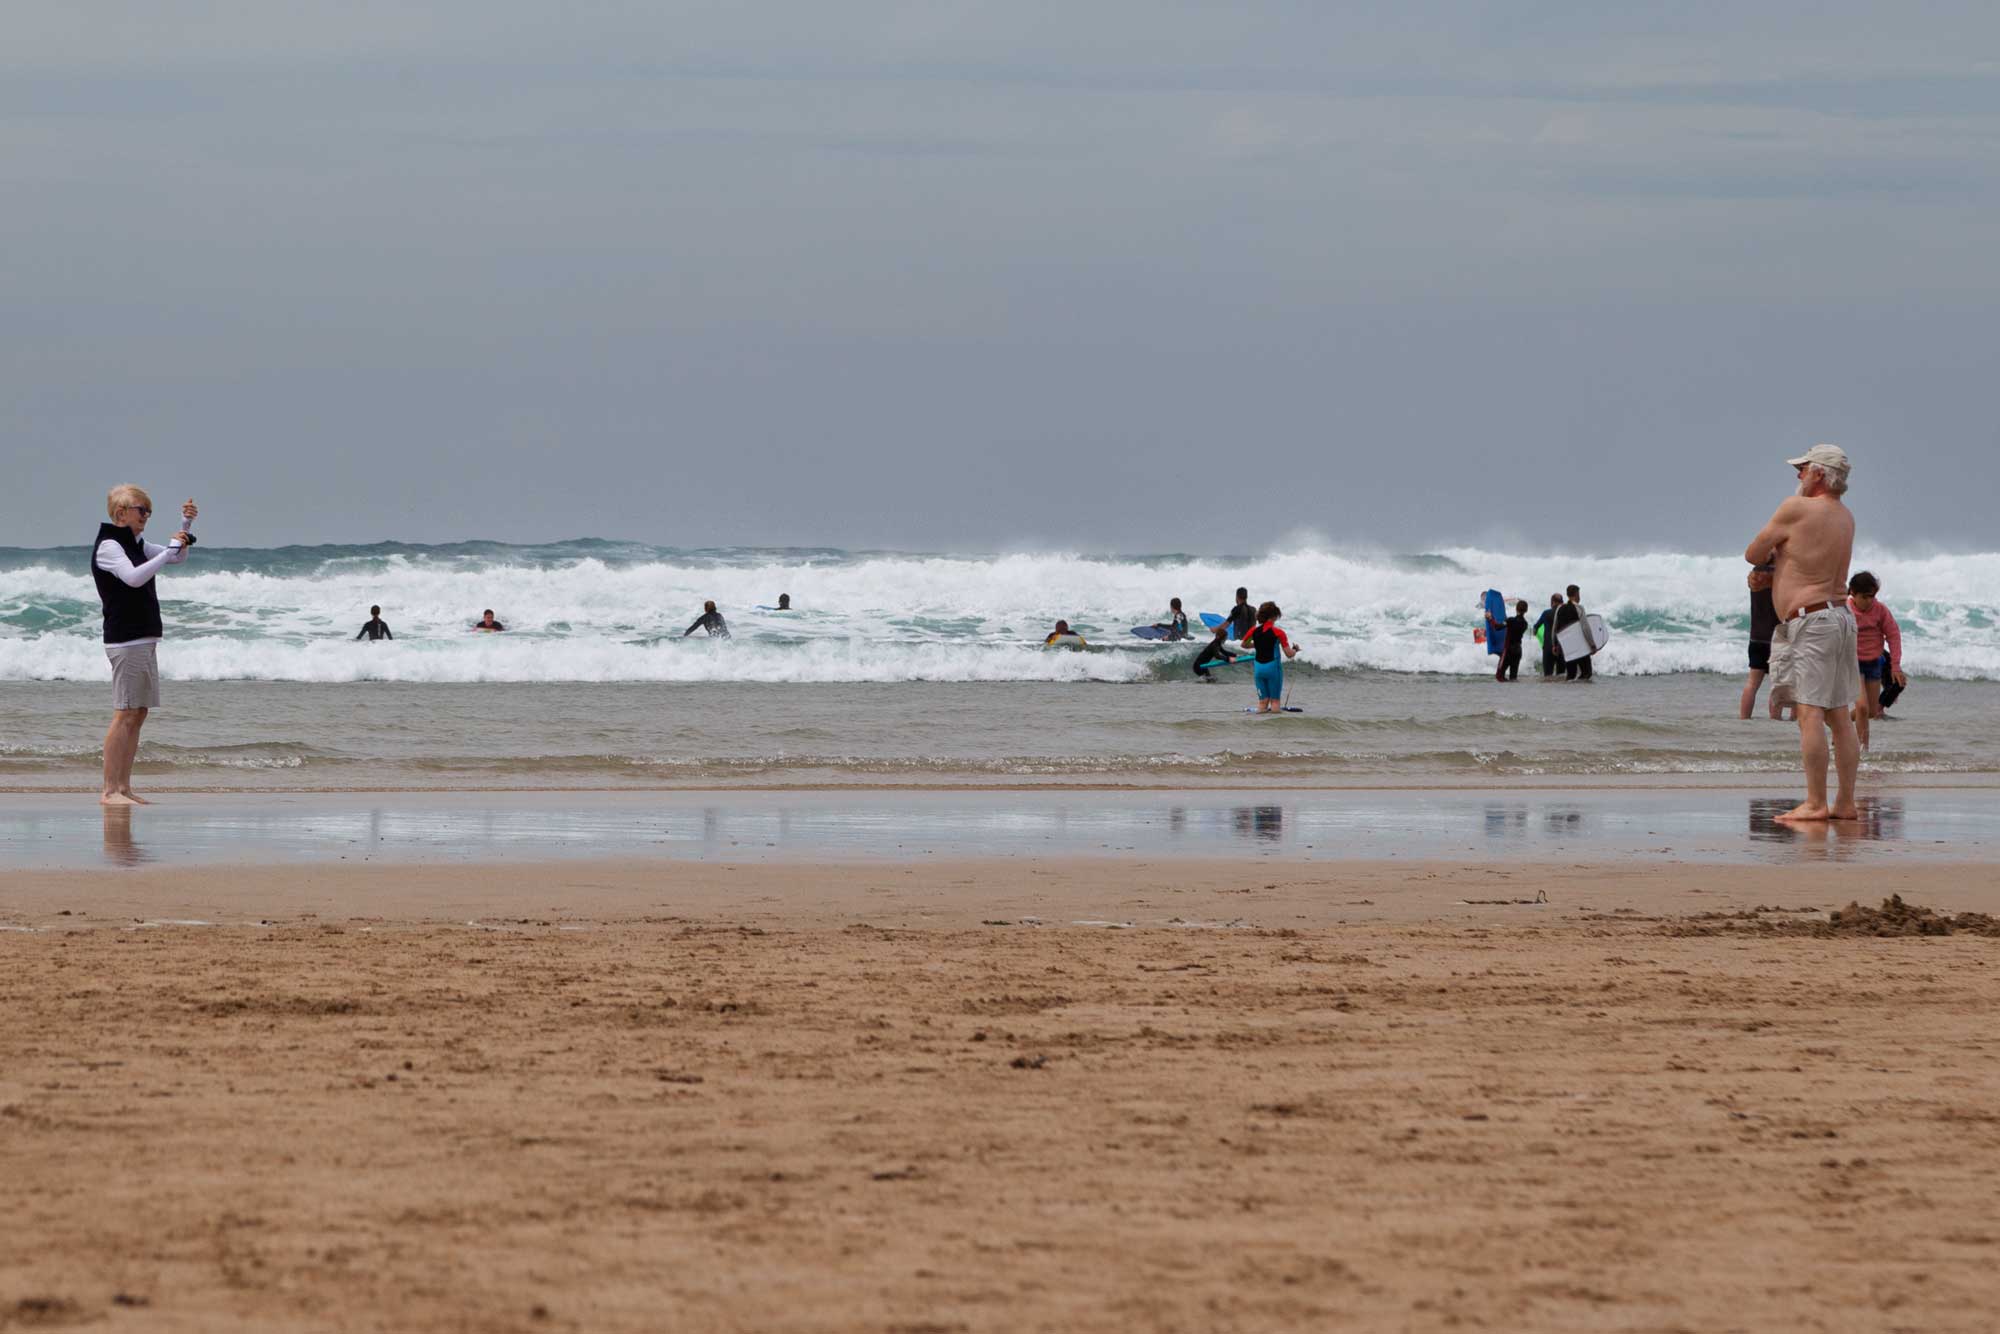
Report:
1786,443,1850,473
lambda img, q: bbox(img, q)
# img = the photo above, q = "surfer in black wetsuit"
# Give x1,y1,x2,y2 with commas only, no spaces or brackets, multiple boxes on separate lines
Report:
1192,621,1238,681
473,609,505,632
356,606,393,641
1496,600,1527,682
1533,595,1561,678
1555,585,1591,682
684,600,729,638
1223,588,1255,639
1156,597,1190,641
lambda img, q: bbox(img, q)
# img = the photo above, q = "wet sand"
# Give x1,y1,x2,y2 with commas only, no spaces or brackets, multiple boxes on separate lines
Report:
7,785,1999,871
5,858,2000,1331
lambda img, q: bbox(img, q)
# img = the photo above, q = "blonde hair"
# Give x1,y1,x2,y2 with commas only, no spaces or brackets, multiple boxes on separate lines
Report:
106,484,152,519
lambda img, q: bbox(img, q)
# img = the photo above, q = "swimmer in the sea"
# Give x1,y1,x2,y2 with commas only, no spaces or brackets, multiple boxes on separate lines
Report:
684,601,729,637
356,605,393,641
473,609,505,632
1191,621,1238,680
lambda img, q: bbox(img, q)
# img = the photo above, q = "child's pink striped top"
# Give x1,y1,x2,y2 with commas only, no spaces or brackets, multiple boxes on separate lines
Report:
1847,597,1901,670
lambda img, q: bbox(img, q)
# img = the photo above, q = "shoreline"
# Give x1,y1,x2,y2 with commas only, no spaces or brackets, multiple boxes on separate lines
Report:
10,773,2000,793
6,786,1997,873
7,857,2000,929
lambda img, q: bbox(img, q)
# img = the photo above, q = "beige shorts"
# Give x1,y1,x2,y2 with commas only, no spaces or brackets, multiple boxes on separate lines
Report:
1768,606,1861,712
107,642,161,710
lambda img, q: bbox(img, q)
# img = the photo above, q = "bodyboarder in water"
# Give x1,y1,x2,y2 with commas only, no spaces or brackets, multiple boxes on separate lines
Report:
1191,621,1239,681
356,606,393,641
683,601,729,638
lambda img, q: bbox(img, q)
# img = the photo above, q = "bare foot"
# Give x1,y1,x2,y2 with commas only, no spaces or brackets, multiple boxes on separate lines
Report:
120,789,152,805
100,791,139,807
1774,802,1831,823
1830,804,1860,820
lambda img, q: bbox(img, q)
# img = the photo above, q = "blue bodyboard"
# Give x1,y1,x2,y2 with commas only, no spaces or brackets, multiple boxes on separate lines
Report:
1199,612,1225,630
1481,589,1506,656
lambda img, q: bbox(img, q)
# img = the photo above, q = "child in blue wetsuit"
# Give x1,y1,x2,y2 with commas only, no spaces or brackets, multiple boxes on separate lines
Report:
1241,601,1298,713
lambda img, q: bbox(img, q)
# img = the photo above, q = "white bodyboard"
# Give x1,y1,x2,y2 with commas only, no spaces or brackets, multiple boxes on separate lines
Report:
1556,613,1610,660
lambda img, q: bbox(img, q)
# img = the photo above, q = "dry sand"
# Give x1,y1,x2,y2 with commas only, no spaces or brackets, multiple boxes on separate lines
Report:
4,858,2000,1332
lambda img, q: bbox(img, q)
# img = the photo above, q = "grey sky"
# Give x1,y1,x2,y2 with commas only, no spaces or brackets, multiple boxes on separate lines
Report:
7,2,1997,551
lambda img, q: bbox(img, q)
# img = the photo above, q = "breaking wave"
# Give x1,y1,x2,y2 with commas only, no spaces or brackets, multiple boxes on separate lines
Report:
3,540,1996,683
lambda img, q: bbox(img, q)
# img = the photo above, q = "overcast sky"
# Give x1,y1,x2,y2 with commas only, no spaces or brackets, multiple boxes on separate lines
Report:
7,2,1997,552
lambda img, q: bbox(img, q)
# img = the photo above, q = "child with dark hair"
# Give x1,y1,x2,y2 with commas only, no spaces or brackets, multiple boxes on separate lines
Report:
1497,600,1528,682
1191,620,1238,680
1241,601,1298,713
1847,571,1904,750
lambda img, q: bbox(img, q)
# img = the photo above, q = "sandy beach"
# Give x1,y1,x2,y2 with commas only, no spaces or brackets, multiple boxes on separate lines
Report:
6,856,2000,1332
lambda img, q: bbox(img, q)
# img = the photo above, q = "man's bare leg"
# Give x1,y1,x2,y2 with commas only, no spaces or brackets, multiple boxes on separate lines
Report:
101,707,147,806
1827,704,1860,819
1777,704,1832,822
1739,669,1766,720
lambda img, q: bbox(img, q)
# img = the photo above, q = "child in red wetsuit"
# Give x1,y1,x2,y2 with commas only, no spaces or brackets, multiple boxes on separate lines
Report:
1846,571,1904,750
1242,601,1298,713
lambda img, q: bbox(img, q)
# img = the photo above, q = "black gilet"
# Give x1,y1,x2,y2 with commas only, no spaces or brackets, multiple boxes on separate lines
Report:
91,522,164,645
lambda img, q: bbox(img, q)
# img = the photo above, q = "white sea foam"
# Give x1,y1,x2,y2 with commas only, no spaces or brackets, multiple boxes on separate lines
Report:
3,543,1996,683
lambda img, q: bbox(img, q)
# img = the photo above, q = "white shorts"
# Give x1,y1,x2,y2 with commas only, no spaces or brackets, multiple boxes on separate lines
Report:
107,642,161,710
1769,607,1861,712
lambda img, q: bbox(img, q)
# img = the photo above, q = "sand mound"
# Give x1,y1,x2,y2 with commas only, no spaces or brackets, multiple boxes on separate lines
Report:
1818,895,2000,937
1665,895,2000,938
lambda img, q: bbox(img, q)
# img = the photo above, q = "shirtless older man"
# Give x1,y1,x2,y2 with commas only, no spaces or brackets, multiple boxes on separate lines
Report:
1743,444,1860,823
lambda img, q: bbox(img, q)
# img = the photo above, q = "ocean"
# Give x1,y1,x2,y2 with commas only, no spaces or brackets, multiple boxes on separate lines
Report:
4,540,1997,788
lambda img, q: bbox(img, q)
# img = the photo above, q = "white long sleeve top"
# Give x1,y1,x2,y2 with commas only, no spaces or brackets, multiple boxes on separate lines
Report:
95,536,187,647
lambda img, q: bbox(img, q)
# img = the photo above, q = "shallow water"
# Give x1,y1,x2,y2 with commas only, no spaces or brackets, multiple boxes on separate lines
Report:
3,789,1989,872
1,671,1992,790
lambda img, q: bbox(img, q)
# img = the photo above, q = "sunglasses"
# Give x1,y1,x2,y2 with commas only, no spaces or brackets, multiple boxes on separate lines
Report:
127,506,152,516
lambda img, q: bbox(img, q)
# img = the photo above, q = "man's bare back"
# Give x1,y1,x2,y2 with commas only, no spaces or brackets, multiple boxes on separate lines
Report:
1746,493,1854,618
1744,448,1861,826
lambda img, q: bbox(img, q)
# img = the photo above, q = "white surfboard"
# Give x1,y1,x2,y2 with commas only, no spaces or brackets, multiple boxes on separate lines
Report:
1556,613,1610,660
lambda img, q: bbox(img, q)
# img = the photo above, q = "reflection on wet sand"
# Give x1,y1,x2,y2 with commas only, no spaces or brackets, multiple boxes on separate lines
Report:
0,788,1980,872
1747,797,1905,860
1545,806,1587,836
1233,806,1284,842
101,806,150,867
